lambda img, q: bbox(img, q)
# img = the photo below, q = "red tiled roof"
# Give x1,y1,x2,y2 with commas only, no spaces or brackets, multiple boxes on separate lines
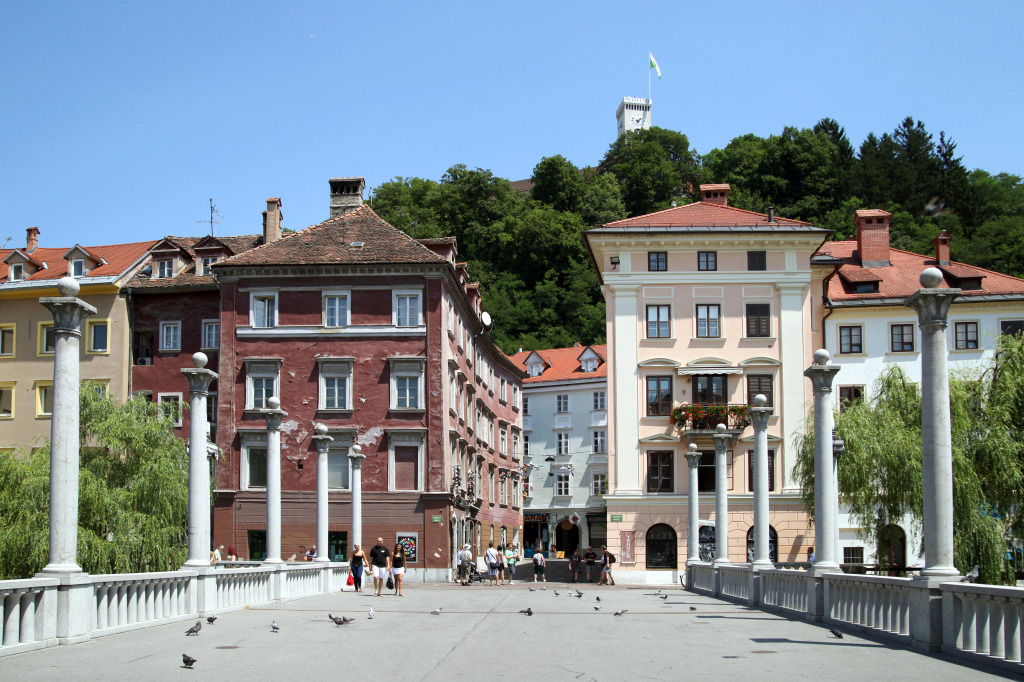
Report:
699,183,731,191
817,240,1024,301
854,209,891,218
214,205,447,268
0,240,156,282
598,201,814,229
508,344,608,384
125,234,263,290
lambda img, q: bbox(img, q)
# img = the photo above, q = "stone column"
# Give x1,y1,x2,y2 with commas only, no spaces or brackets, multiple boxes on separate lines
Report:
40,277,96,574
312,424,333,563
685,443,702,570
348,444,365,551
804,349,841,572
905,268,961,578
181,352,218,568
263,397,287,564
749,394,774,568
712,424,732,566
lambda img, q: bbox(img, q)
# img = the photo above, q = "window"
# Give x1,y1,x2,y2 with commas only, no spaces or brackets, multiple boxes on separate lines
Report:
86,320,108,354
246,447,268,488
323,292,350,327
954,322,979,350
389,358,425,410
390,434,423,491
646,376,672,416
500,428,507,455
555,473,570,496
747,449,776,492
890,324,915,352
202,320,220,350
327,447,350,489
318,359,353,411
747,251,767,271
499,377,507,403
557,432,570,456
157,260,173,278
0,324,15,357
592,430,606,453
206,392,217,442
159,321,180,351
694,375,727,404
593,391,606,411
158,393,183,427
696,305,721,338
745,303,771,338
499,476,508,505
0,382,14,418
201,256,217,274
394,291,421,327
838,385,864,410
71,259,85,278
523,434,530,457
697,451,716,492
591,472,608,496
133,331,153,365
746,375,773,406
1001,320,1024,337
36,382,53,417
647,451,673,492
512,431,520,458
646,305,670,338
512,385,519,408
839,325,862,354
38,323,55,355
523,397,530,415
245,360,280,410
251,293,277,328
698,251,717,271
9,263,23,281
648,251,667,271
843,547,865,564
556,394,569,413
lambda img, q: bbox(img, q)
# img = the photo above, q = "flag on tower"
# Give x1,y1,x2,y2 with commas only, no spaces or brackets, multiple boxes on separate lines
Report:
649,53,661,79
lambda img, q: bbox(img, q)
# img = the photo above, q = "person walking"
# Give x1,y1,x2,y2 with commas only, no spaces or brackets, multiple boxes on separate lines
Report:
569,548,582,583
584,547,598,583
504,543,518,585
369,537,391,597
532,547,546,582
392,542,407,596
484,542,501,586
599,545,616,585
350,544,366,592
458,544,473,585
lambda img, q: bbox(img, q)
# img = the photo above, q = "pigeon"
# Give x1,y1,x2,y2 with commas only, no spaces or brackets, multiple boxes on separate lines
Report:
660,594,669,600
553,590,560,596
655,590,662,595
541,586,547,591
182,653,197,669
341,616,355,624
528,587,536,592
271,620,279,633
595,596,601,602
185,621,201,636
613,609,627,616
206,615,218,625
329,614,345,626
368,608,374,620
961,565,980,583
431,608,443,615
287,554,297,562
519,608,533,616
828,628,844,639
574,592,583,599
594,606,602,611
689,606,697,612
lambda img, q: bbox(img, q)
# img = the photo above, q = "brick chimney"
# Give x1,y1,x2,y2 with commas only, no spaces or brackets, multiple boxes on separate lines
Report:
699,183,730,206
934,229,951,266
855,209,892,268
329,177,365,219
262,198,283,244
26,227,39,252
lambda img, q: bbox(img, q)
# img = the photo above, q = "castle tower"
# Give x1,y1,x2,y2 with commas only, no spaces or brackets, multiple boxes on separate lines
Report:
616,96,652,138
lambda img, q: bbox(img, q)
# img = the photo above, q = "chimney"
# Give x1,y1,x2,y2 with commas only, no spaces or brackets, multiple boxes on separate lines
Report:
934,229,951,266
699,183,730,206
26,227,39,252
262,198,283,244
329,177,365,219
767,207,776,223
854,209,892,268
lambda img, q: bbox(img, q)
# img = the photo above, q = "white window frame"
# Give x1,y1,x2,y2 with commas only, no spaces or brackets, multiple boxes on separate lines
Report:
323,290,351,327
389,357,425,411
512,430,520,459
157,259,174,279
592,430,606,454
159,321,181,351
499,377,507,403
201,256,217,274
86,319,109,354
393,289,422,327
9,263,24,281
317,358,354,411
250,291,278,329
500,428,507,455
244,359,281,410
71,258,85,278
500,476,508,505
157,392,183,427
327,445,352,490
512,384,520,409
556,394,570,413
522,396,530,415
557,432,570,456
696,304,721,338
388,430,425,492
592,472,609,496
555,472,571,496
202,319,220,350
593,391,606,410
240,432,269,490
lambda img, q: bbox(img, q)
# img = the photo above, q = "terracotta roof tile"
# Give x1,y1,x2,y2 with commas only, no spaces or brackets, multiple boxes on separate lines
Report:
0,241,156,282
125,234,263,290
508,345,608,383
854,209,891,218
596,201,816,229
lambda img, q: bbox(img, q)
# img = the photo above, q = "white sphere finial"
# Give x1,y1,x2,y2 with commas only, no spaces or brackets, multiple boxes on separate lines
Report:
57,276,80,297
813,349,830,365
267,396,281,410
192,351,208,368
716,423,727,433
688,443,698,453
920,267,943,289
350,444,362,455
753,394,767,407
314,422,328,435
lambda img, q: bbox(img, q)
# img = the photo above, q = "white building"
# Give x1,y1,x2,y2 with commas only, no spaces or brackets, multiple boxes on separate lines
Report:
616,96,651,138
510,344,609,557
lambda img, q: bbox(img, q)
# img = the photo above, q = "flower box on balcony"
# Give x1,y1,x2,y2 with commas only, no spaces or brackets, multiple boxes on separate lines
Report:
672,403,751,431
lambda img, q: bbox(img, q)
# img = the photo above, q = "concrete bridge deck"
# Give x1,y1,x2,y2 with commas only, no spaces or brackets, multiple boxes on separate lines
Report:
1,582,1012,680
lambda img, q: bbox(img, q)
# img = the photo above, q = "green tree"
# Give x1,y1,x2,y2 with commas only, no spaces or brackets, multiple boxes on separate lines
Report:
530,155,584,213
600,127,699,216
0,386,190,579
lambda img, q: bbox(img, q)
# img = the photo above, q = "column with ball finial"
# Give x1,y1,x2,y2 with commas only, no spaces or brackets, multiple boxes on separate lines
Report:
312,424,333,563
263,396,287,564
182,353,218,568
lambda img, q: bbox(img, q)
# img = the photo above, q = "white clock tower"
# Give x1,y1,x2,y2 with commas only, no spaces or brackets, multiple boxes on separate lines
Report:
616,96,652,138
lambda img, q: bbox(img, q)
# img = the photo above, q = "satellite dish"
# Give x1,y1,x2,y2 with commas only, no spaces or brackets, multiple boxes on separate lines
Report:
481,311,492,329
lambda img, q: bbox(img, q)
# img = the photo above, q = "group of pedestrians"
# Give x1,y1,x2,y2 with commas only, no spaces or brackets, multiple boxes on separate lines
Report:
568,545,615,585
482,541,519,585
349,537,409,596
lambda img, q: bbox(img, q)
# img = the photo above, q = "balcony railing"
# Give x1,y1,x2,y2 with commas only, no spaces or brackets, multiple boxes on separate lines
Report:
673,403,751,431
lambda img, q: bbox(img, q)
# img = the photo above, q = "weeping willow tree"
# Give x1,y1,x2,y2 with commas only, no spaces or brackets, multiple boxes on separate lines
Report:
794,334,1024,585
0,384,189,579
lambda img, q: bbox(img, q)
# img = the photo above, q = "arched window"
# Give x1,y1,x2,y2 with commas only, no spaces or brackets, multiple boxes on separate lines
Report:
745,525,778,562
878,524,907,573
646,524,677,569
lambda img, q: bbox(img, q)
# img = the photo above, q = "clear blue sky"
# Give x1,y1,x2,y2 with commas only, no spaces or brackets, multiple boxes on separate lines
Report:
3,1,1022,249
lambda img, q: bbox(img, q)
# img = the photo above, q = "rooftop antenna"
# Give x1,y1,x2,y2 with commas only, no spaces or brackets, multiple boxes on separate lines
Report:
196,198,222,236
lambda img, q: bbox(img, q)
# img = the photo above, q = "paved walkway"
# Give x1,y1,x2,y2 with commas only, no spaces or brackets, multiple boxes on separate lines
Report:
2,582,1013,680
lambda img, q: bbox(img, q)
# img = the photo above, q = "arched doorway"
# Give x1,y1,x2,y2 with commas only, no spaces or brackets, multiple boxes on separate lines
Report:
555,519,580,556
878,524,907,574
745,525,778,562
646,524,677,569
698,525,716,562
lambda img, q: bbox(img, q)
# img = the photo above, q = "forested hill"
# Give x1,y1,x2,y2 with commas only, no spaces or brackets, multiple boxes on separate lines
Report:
370,117,1024,355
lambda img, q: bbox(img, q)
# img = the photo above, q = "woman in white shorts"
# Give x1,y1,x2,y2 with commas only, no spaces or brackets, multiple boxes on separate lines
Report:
392,542,407,596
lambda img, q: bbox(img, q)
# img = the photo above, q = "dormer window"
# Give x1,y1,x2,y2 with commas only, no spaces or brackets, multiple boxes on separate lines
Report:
9,263,23,281
526,364,544,378
201,257,218,275
157,260,173,278
958,277,982,290
581,359,598,372
854,282,879,294
71,259,85,278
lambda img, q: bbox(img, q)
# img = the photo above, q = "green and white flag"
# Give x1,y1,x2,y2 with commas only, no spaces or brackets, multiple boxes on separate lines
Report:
649,53,661,79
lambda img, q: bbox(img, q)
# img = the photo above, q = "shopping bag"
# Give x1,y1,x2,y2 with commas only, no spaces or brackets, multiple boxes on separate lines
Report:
347,572,354,586
386,575,395,590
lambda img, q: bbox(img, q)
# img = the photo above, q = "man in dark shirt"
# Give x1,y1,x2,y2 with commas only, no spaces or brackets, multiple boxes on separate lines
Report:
369,537,391,597
584,547,598,583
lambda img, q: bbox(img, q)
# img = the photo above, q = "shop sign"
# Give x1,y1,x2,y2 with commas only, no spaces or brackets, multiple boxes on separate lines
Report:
524,513,549,522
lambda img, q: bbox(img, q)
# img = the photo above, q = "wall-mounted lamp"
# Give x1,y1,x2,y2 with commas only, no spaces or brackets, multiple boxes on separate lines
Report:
544,456,556,462
610,256,620,270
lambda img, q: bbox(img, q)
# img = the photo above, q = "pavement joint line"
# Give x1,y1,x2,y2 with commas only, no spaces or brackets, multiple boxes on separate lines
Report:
421,587,513,680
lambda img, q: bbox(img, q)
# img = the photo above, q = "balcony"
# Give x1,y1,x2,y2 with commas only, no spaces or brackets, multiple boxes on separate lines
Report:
672,403,750,432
